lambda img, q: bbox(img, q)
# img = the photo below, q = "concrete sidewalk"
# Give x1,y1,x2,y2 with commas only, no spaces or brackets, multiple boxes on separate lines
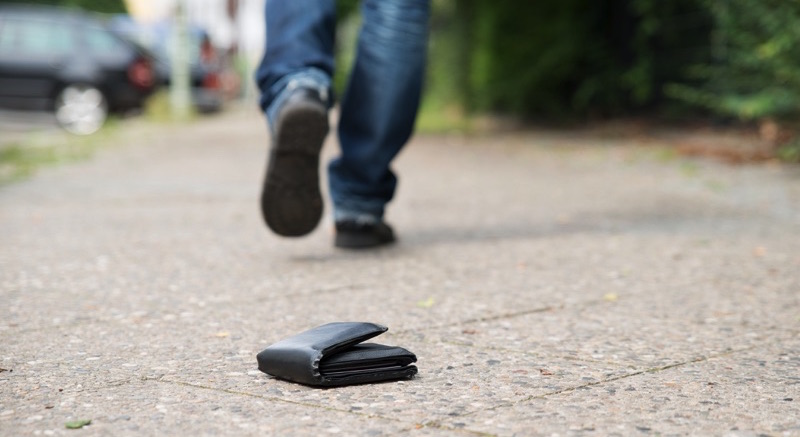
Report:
1,109,799,436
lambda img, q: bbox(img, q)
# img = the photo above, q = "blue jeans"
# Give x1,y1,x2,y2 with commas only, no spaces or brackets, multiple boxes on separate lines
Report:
255,0,430,222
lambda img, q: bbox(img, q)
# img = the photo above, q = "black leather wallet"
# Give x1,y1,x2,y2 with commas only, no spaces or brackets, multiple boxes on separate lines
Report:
256,322,417,387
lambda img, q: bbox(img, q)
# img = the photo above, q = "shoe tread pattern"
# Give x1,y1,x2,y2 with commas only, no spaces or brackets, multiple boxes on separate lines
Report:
261,100,328,237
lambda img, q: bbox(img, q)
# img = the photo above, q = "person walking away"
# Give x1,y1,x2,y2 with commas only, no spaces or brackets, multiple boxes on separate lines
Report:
255,0,430,248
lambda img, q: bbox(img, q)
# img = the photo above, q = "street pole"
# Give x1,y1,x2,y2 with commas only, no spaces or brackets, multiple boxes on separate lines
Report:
170,0,192,120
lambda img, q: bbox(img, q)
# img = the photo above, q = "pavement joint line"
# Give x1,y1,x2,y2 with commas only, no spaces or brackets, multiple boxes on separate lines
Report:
143,375,496,436
143,375,355,412
388,276,756,346
389,276,723,336
5,279,416,335
42,377,138,395
457,345,761,418
430,338,614,365
6,317,117,336
449,305,561,327
404,327,779,368
5,282,792,347
3,283,370,335
3,302,554,340
249,283,370,303
2,275,720,336
392,305,560,335
418,420,498,437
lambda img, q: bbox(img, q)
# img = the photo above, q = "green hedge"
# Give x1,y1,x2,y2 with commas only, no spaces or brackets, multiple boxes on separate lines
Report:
433,0,712,119
337,0,800,122
666,0,800,121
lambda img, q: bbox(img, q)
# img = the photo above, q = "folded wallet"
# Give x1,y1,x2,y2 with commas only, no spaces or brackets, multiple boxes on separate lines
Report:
256,322,417,387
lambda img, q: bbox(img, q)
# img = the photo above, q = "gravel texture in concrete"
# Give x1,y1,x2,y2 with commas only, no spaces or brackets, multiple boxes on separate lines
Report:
2,110,799,436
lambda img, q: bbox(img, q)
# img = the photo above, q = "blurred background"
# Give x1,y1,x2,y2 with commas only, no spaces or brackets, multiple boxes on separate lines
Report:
0,0,260,135
1,0,799,160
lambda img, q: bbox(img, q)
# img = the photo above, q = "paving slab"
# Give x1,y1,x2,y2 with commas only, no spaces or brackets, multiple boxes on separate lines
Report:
0,377,439,436
437,335,800,436
410,276,799,366
2,109,800,436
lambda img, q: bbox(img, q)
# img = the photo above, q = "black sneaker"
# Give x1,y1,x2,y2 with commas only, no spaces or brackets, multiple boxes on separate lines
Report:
261,88,329,237
335,219,396,249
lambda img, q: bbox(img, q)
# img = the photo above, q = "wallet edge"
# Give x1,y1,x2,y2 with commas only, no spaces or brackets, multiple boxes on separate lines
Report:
257,322,391,386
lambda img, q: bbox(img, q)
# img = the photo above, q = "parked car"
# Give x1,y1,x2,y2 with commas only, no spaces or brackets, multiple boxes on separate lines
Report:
0,4,157,134
109,16,228,114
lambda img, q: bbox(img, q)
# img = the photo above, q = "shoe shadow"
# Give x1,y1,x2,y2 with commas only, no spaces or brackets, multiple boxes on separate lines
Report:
289,195,747,262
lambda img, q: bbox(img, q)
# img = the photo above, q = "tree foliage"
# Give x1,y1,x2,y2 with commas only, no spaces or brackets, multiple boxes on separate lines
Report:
432,0,712,119
666,0,800,121
337,0,800,121
0,0,127,14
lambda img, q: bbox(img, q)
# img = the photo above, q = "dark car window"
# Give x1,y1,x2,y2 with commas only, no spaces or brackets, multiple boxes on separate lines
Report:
85,26,128,54
0,18,76,56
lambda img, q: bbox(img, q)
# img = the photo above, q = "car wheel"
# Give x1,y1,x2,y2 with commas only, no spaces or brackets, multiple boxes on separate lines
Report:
54,84,108,135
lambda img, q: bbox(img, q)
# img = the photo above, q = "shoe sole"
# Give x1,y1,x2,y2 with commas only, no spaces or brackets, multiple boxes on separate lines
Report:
261,100,328,237
335,229,396,249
